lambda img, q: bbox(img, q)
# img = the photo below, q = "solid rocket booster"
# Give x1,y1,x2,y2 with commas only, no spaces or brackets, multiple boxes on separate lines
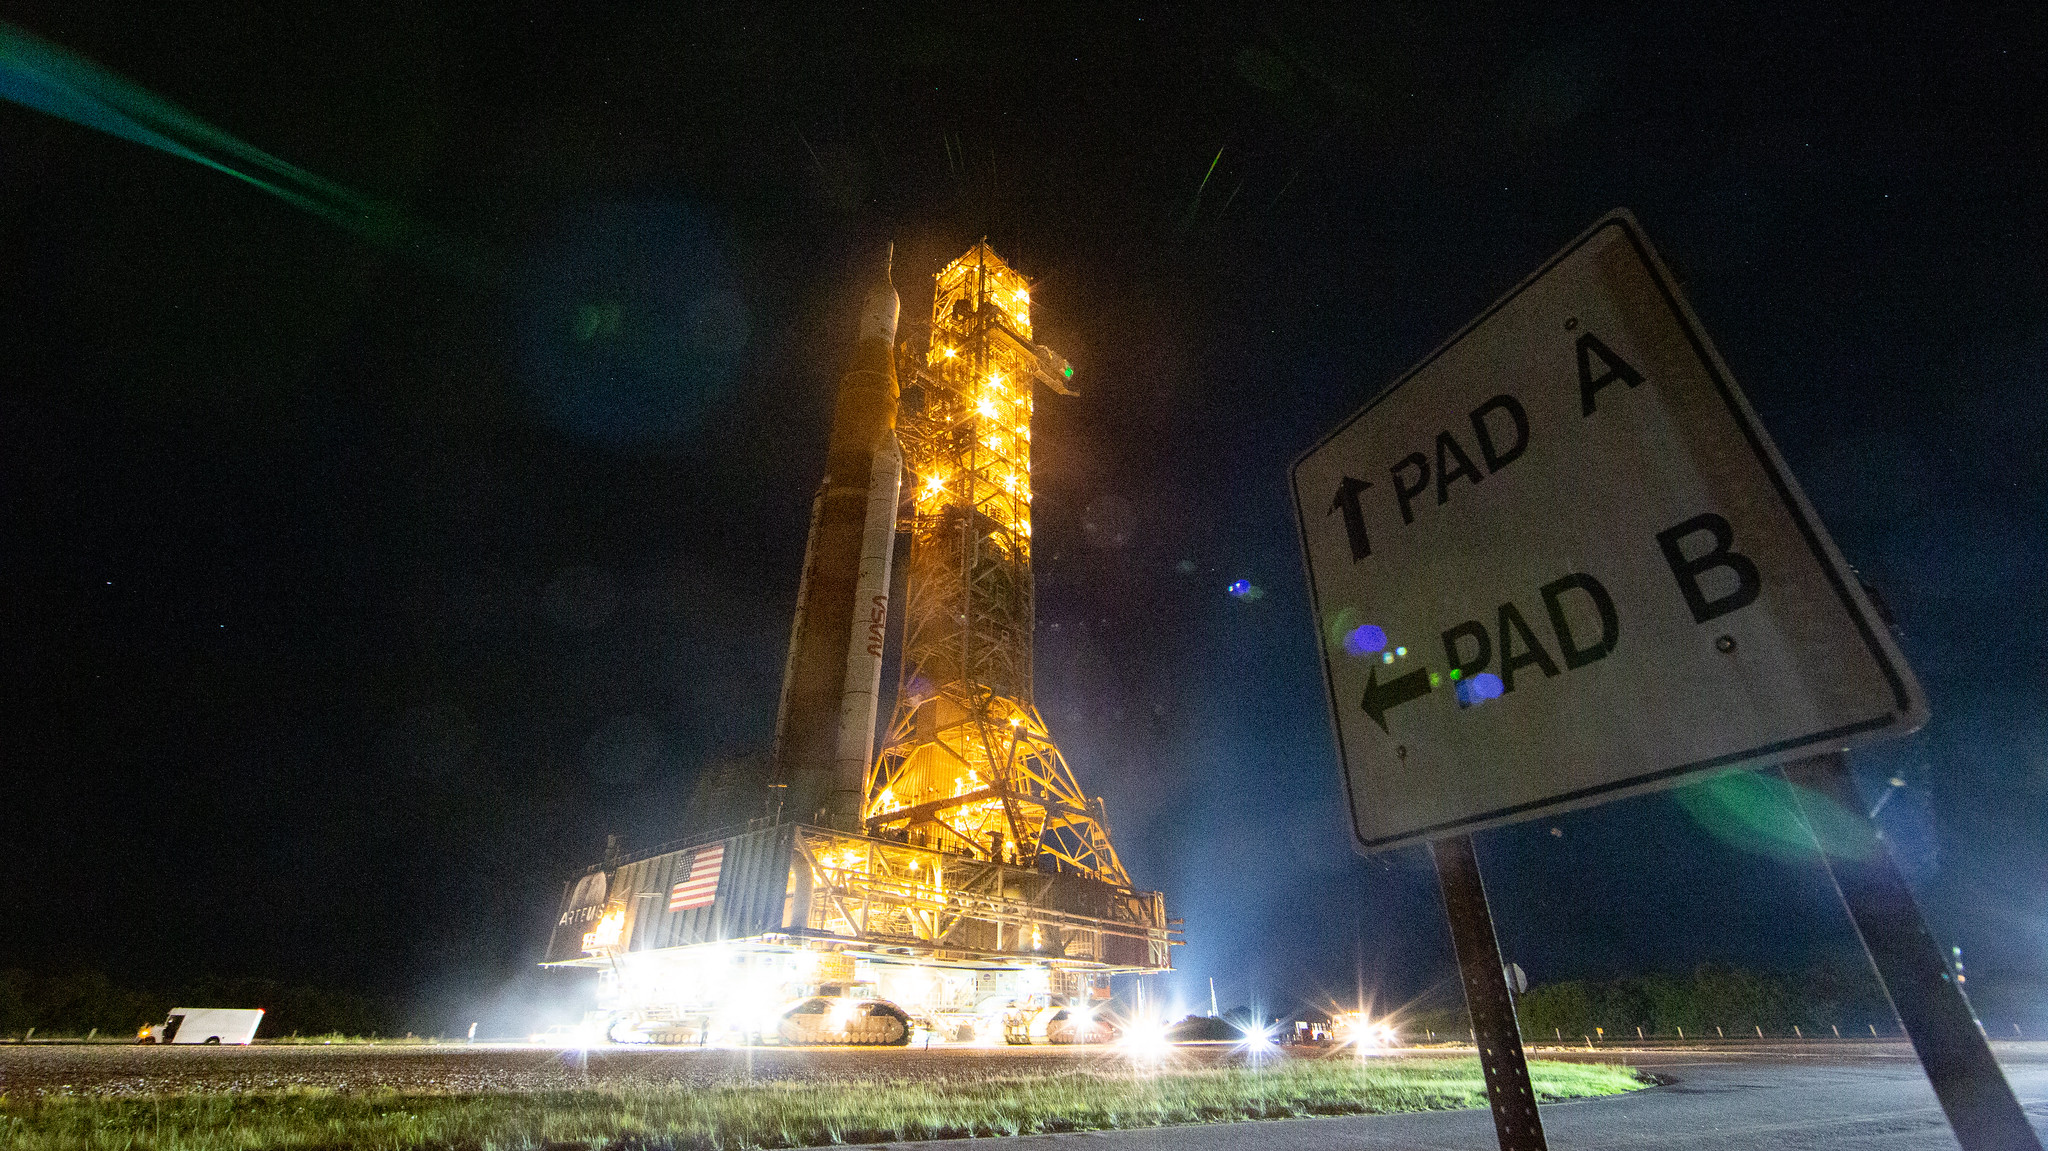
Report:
771,245,901,829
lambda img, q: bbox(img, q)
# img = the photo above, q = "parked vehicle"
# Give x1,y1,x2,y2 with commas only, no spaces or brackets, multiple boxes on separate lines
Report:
138,1008,264,1045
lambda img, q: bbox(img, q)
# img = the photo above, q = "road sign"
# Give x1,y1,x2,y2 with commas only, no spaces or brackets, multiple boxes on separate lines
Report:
1292,211,1926,853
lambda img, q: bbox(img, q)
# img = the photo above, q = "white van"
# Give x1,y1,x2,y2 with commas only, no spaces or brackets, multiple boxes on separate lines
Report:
140,1007,264,1045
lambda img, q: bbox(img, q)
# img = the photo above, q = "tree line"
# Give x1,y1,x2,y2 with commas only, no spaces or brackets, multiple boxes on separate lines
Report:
1407,961,1895,1042
0,968,402,1039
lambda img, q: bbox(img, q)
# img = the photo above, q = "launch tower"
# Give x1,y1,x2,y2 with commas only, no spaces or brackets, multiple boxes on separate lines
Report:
542,242,1172,1047
868,243,1127,884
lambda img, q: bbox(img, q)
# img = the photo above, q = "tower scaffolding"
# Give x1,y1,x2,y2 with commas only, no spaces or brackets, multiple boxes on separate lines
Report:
868,242,1129,885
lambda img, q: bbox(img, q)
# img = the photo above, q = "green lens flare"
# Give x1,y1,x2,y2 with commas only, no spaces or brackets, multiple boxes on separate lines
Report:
0,20,484,276
1323,606,1359,650
1671,770,1875,863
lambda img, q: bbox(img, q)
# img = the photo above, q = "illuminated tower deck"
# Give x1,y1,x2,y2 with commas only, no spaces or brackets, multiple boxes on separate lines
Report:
869,243,1127,883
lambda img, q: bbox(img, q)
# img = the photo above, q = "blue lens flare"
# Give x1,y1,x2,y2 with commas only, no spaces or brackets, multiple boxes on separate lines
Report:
1454,672,1505,707
1227,580,1251,597
1343,624,1387,656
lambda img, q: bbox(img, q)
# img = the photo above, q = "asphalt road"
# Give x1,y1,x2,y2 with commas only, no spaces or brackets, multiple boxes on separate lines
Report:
863,1044,2048,1151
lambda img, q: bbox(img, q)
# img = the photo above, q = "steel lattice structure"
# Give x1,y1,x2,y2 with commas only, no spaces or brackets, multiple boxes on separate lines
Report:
866,243,1129,886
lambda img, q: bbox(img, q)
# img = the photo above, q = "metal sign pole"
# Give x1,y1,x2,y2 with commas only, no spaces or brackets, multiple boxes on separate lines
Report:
1782,752,2042,1151
1432,833,1548,1151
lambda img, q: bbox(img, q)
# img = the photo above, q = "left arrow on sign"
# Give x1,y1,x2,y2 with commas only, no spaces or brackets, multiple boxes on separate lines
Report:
1361,665,1432,733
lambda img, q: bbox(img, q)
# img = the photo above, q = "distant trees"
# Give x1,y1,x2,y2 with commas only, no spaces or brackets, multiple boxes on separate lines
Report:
1170,1015,1242,1041
1397,961,1888,1043
1515,980,1594,1038
1510,961,1882,1040
0,969,401,1039
0,969,162,1038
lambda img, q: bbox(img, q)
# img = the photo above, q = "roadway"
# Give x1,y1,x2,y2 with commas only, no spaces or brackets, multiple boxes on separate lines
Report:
863,1043,2048,1151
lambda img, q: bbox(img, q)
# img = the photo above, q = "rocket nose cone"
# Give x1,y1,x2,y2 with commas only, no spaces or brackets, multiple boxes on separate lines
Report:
860,243,900,345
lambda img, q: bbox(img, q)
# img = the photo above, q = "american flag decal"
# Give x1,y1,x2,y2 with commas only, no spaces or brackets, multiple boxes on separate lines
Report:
668,844,724,911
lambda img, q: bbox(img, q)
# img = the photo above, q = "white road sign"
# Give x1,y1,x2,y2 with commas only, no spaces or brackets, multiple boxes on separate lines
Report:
1292,211,1926,853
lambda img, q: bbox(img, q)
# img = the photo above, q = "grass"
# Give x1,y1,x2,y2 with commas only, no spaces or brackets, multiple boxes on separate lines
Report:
3,1033,434,1045
0,1055,1647,1150
265,1033,440,1045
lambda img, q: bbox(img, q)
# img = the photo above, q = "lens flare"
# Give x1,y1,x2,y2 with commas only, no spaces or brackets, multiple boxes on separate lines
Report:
0,20,485,276
1118,1012,1173,1059
1333,1010,1398,1054
1343,624,1388,656
1235,1018,1279,1059
1454,671,1504,706
1674,769,1877,864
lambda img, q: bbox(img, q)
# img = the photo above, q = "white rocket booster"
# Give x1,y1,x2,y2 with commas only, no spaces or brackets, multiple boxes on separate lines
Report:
829,428,901,824
774,243,903,830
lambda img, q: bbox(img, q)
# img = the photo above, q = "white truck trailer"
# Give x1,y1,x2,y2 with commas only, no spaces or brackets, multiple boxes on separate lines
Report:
139,1007,264,1045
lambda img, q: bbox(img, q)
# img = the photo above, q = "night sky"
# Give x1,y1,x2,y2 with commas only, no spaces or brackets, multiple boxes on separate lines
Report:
3,2,2043,1035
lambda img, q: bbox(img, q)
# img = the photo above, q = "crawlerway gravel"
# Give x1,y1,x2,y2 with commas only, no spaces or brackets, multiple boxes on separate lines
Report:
0,1041,1314,1097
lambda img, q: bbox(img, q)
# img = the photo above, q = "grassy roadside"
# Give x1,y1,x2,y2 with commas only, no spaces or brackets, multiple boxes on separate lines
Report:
3,1033,437,1045
0,1056,1647,1150
264,1032,440,1045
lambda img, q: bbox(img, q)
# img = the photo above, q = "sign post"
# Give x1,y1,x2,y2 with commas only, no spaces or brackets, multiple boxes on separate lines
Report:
1292,211,2035,1151
1434,833,1547,1150
1785,753,2040,1150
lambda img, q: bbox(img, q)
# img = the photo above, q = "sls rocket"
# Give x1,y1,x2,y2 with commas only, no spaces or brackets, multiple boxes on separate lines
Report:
770,246,902,830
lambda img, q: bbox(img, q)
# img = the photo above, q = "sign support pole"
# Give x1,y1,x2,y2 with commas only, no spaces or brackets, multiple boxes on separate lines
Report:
1432,833,1548,1151
1782,752,2042,1151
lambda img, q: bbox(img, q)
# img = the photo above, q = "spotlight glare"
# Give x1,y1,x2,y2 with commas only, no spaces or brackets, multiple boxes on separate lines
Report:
1237,1020,1278,1053
1119,1015,1172,1058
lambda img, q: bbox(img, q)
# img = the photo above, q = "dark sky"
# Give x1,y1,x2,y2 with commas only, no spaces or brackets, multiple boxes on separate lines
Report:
2,2,2044,1033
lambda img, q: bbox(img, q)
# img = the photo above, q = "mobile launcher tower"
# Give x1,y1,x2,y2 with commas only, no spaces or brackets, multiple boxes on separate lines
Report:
544,243,1178,1045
